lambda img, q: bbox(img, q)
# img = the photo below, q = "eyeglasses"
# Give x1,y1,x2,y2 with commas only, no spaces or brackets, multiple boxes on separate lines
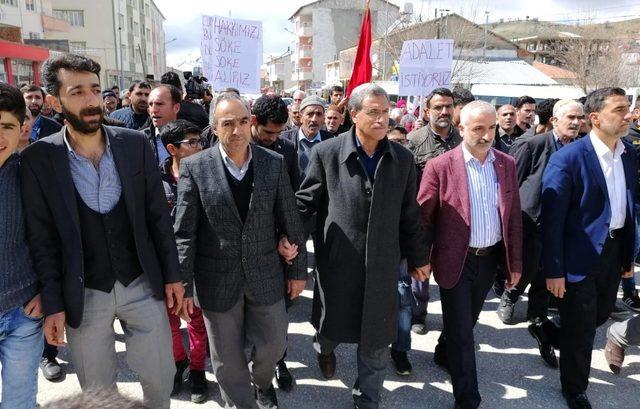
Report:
176,138,205,148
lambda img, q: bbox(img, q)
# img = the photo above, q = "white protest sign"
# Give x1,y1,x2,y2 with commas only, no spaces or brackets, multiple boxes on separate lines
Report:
201,15,263,94
399,39,454,96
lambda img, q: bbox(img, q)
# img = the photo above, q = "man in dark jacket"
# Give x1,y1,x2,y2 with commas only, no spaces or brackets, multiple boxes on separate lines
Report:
110,81,151,129
141,84,181,165
296,83,429,409
21,84,62,141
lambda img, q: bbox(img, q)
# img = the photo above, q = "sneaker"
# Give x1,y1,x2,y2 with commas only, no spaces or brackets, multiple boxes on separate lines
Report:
274,359,294,391
497,291,518,325
40,356,62,381
390,349,412,376
188,370,209,404
610,303,630,321
171,358,190,396
623,290,640,312
256,385,278,409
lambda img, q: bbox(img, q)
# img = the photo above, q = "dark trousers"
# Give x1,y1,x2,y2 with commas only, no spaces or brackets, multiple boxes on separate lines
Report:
42,340,58,360
439,251,498,409
393,259,412,352
410,277,430,323
557,235,622,395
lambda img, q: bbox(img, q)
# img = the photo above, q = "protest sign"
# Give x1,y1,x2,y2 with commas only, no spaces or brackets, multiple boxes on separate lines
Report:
398,39,454,96
201,15,263,94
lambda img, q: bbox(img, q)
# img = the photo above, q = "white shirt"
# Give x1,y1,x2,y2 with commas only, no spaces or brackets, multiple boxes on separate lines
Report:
462,145,502,248
219,143,252,181
589,132,627,229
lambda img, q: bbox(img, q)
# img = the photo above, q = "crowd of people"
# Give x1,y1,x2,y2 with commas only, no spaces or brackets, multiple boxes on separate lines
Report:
1,52,640,409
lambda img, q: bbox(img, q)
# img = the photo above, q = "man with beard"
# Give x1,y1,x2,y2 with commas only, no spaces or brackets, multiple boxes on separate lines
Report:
21,84,61,141
20,54,183,409
515,96,537,136
418,101,522,409
110,81,151,130
142,84,181,165
494,104,519,153
102,90,119,116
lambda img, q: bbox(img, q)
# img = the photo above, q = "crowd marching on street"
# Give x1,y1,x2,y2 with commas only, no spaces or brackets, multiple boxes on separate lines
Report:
3,50,640,409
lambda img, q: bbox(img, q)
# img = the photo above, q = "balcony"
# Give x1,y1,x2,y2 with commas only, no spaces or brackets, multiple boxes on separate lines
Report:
298,44,312,59
42,14,70,32
296,25,312,37
293,67,313,81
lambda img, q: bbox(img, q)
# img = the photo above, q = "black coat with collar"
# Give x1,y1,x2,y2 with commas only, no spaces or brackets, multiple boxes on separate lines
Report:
20,126,180,328
279,127,334,151
257,137,300,191
35,115,62,140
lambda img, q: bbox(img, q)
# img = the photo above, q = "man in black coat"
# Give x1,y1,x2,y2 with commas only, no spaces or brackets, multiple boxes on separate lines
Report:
296,83,429,409
21,54,183,409
21,84,62,141
141,84,181,165
498,100,585,331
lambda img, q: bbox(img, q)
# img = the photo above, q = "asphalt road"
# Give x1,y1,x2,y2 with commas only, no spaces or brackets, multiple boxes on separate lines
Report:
27,266,640,408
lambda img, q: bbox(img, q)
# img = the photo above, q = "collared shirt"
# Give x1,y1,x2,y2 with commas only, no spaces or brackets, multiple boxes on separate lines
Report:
462,145,502,248
298,127,322,143
30,115,42,142
154,126,170,164
553,130,565,152
63,129,122,214
590,132,627,230
354,134,384,183
219,143,252,181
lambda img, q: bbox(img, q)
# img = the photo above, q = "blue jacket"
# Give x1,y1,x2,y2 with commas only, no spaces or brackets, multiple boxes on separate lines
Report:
542,135,637,279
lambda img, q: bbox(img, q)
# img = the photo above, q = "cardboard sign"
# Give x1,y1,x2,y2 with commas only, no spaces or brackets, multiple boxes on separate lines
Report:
201,15,263,93
399,39,453,96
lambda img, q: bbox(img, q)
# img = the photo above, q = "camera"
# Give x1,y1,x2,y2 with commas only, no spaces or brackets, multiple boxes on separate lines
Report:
184,71,209,100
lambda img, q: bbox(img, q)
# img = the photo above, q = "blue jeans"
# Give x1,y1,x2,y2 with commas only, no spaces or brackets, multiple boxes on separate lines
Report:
0,305,44,409
393,259,413,352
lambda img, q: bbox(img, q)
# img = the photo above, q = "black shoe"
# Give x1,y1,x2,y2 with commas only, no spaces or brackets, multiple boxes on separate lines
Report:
256,385,278,409
433,342,448,372
40,356,62,381
275,359,294,391
390,349,412,376
492,279,505,298
623,290,640,312
411,318,428,335
171,358,190,396
188,370,209,404
562,391,592,409
527,321,558,368
317,351,336,379
497,291,518,325
610,303,630,321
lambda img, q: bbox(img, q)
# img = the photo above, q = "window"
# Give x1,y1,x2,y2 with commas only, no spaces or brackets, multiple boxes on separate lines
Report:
133,21,139,36
130,44,135,62
28,32,41,39
118,13,124,29
0,0,17,7
53,9,85,27
25,0,35,11
69,41,86,53
144,3,149,17
128,16,133,31
146,28,151,41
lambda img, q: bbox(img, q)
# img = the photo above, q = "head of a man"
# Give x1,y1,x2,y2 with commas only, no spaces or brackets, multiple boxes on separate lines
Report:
42,53,103,135
288,102,301,127
515,96,536,128
299,96,325,138
160,71,184,93
19,108,35,148
497,104,516,133
349,83,390,143
388,126,408,146
148,85,181,129
325,105,343,134
536,98,559,132
212,93,252,154
425,88,455,131
161,119,203,163
251,95,288,146
293,90,306,104
452,87,475,126
459,100,497,158
102,90,118,114
128,81,151,115
21,84,45,117
389,107,403,124
585,87,632,140
551,100,584,143
0,83,26,166
110,85,120,99
329,85,344,105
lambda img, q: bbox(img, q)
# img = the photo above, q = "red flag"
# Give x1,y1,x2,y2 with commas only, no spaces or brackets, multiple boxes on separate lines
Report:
346,2,372,97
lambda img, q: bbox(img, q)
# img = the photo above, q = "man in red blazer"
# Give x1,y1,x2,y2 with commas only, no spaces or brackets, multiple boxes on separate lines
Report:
418,100,523,409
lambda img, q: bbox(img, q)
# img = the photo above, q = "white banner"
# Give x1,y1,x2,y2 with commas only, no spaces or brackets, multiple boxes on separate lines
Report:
201,15,263,94
398,39,454,96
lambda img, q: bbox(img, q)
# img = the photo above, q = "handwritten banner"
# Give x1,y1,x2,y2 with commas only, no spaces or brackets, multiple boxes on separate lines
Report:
398,39,453,96
201,15,263,94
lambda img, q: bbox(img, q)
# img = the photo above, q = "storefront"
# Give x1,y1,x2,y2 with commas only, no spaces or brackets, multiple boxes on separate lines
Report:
0,40,50,86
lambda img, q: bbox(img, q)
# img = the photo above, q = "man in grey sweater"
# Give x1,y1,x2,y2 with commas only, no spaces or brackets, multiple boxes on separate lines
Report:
0,82,44,409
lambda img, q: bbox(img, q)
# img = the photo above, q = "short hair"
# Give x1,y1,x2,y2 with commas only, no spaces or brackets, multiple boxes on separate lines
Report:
389,126,408,135
288,102,300,112
515,95,536,109
553,99,583,118
326,104,342,115
128,81,151,93
111,85,120,91
452,87,475,107
252,95,289,126
330,85,344,94
460,100,497,126
210,92,250,127
20,84,45,99
584,87,627,116
160,119,201,149
160,71,182,89
425,87,454,109
222,87,240,96
348,83,388,112
41,54,101,97
152,84,182,104
0,83,27,125
536,98,559,126
400,114,416,128
39,388,148,409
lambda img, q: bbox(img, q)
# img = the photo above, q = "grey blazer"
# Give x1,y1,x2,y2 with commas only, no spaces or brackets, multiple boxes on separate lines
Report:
174,143,307,313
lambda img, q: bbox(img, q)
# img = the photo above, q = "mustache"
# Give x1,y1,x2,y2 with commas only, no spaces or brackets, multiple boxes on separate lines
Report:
80,106,103,117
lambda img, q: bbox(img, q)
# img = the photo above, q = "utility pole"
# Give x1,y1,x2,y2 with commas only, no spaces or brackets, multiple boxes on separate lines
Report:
117,0,124,89
483,11,490,58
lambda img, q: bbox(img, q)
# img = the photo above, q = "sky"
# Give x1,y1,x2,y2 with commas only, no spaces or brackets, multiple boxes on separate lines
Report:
155,0,640,69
